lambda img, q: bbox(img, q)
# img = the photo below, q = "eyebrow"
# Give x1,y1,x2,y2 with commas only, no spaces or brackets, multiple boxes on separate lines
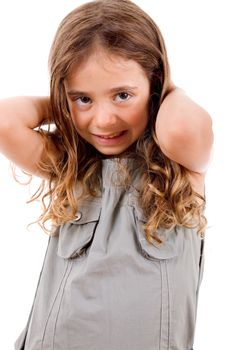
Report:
67,85,139,97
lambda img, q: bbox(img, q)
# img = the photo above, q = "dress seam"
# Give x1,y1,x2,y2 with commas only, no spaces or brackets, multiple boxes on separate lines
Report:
41,262,70,350
52,261,73,350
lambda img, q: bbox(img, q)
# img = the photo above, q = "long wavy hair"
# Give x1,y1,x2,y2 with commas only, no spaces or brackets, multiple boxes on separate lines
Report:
28,0,206,242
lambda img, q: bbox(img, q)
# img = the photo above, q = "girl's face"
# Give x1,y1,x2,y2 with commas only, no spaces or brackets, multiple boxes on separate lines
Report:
65,49,150,156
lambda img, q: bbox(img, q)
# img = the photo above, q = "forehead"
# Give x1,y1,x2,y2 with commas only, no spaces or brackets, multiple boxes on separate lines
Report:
65,49,149,90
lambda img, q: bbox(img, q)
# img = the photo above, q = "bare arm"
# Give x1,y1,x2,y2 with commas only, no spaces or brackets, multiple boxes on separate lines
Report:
0,96,53,178
156,88,213,175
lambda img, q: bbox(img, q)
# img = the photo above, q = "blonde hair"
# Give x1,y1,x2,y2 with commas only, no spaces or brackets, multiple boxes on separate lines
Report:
27,0,206,242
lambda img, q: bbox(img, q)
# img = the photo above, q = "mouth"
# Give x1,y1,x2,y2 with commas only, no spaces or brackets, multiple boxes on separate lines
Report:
92,131,126,139
91,130,128,146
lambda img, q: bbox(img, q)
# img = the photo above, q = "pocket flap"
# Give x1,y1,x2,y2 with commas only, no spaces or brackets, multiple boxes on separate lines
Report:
57,201,101,259
134,207,183,260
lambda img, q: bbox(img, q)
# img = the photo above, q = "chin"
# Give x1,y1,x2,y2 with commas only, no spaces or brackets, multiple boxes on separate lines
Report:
97,149,125,156
93,145,127,155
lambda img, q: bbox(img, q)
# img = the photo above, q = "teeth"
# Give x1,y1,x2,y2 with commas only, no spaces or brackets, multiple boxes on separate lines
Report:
100,132,123,139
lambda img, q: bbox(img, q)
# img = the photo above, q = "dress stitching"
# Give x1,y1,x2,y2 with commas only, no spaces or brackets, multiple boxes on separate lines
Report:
165,261,171,349
52,261,73,350
41,262,70,350
159,260,162,350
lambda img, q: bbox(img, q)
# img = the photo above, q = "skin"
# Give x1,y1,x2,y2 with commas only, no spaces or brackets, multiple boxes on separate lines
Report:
65,49,213,196
0,97,50,178
156,89,213,195
0,50,213,196
65,50,150,156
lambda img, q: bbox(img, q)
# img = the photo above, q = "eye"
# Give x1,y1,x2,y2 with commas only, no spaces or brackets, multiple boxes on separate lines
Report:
115,92,131,102
75,96,92,106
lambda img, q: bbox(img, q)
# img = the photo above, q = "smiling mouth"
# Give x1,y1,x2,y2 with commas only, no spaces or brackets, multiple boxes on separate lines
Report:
93,131,126,139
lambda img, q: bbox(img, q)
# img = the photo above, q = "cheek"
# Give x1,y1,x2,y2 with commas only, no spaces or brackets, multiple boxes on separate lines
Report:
68,105,86,130
128,102,149,127
67,102,77,123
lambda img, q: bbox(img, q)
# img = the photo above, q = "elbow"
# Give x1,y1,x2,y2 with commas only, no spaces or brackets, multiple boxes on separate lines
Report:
194,109,214,152
0,104,15,138
162,109,213,149
0,120,12,141
0,115,20,153
157,112,214,174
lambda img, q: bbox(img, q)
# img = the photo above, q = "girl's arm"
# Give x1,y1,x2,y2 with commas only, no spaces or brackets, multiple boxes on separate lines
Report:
0,96,52,178
156,88,213,174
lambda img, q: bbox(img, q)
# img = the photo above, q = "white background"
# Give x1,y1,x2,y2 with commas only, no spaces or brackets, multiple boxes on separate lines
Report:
0,0,232,348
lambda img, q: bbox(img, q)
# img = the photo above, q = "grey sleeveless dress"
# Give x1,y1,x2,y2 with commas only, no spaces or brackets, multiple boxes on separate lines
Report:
15,158,204,350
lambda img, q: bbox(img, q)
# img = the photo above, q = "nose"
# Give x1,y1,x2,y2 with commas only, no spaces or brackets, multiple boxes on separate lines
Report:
93,103,118,129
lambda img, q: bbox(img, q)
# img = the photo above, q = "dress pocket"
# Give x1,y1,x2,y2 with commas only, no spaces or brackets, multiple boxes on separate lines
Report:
57,201,101,259
133,206,183,260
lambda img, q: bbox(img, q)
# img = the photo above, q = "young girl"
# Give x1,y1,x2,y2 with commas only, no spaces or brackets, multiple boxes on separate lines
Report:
0,0,213,349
